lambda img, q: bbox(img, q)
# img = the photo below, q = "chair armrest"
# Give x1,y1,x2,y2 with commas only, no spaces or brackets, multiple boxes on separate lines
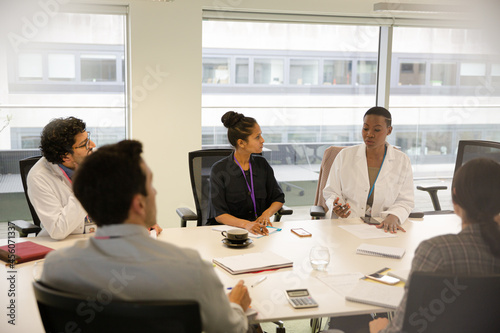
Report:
176,208,198,228
309,205,326,218
416,185,447,192
176,208,197,220
409,210,424,218
416,185,448,211
278,205,293,216
9,220,41,237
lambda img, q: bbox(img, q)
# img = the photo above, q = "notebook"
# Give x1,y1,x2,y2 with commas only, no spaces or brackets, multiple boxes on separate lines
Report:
345,280,405,309
213,251,293,275
356,243,405,259
0,241,54,265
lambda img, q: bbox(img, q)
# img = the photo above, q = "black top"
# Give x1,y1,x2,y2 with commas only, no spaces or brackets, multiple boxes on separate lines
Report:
207,152,285,224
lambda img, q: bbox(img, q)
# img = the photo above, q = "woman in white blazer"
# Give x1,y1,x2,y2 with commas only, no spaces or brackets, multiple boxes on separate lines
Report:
323,107,414,233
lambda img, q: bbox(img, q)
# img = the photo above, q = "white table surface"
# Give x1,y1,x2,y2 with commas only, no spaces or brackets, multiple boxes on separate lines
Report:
0,215,462,331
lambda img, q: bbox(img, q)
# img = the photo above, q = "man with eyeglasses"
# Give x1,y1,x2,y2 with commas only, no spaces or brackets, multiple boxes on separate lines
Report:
28,117,162,240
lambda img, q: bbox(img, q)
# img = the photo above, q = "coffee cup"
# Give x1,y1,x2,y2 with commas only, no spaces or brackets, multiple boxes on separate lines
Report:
221,229,248,244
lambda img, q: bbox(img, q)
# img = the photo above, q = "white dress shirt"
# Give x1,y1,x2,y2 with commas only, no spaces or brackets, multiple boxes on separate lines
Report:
323,143,414,223
27,156,87,239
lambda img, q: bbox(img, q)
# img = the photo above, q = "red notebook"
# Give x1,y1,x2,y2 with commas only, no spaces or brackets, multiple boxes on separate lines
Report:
0,241,54,264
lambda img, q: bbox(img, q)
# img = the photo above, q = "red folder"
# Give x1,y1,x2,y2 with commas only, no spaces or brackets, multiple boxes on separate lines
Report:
0,241,53,264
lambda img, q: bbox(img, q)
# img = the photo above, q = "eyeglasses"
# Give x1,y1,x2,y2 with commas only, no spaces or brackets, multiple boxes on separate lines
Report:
74,132,92,150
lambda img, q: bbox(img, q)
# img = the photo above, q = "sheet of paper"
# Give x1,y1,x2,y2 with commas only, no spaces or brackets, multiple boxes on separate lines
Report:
339,224,397,239
317,272,364,297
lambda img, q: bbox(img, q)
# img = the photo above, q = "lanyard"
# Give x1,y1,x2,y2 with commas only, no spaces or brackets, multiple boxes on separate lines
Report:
367,146,387,201
234,156,258,219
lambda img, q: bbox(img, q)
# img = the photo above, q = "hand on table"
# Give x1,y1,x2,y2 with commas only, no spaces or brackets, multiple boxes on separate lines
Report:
245,221,269,236
332,197,351,218
228,280,251,311
255,213,273,227
376,215,405,233
369,317,389,333
149,224,163,235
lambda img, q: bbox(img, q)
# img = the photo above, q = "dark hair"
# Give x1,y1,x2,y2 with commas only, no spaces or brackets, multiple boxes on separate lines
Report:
452,158,500,257
364,106,392,127
221,111,257,147
40,117,86,164
73,140,147,227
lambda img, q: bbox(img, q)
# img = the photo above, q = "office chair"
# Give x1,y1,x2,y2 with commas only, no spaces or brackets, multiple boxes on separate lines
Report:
402,271,500,333
177,149,293,227
310,146,344,218
9,156,43,236
33,281,202,333
310,146,423,219
417,140,500,214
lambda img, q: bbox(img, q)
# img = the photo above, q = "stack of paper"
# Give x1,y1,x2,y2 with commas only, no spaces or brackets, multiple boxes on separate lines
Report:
213,252,293,275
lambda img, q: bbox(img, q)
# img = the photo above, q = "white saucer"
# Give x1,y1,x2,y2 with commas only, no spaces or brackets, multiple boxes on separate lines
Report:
222,238,253,248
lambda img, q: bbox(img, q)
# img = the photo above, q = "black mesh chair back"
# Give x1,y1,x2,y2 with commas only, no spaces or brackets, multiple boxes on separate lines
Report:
454,140,500,174
20,156,43,227
33,281,202,333
189,149,233,226
402,272,500,333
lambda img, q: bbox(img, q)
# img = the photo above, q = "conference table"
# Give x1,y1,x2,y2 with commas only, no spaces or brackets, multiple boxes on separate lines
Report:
0,214,461,332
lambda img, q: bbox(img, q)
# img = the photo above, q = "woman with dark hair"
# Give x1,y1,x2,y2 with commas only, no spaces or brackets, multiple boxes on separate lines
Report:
207,111,285,235
323,106,414,233
370,158,500,333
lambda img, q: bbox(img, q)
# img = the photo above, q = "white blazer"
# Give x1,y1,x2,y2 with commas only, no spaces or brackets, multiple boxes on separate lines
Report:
323,143,414,223
27,157,87,240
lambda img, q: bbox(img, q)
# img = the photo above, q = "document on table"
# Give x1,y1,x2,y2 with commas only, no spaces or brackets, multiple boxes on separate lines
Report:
345,280,405,309
212,225,282,238
317,272,365,297
339,224,397,239
213,252,293,274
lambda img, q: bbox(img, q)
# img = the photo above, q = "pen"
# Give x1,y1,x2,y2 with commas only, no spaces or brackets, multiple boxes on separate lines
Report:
267,227,282,231
251,276,267,288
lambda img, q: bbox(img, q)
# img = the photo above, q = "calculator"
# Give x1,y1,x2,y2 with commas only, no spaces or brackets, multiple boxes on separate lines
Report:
285,289,318,309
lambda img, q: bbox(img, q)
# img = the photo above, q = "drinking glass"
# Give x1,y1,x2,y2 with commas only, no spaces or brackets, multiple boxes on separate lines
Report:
309,246,330,271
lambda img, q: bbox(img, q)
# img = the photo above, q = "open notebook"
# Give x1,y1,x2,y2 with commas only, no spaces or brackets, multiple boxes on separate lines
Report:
356,243,405,259
213,252,293,275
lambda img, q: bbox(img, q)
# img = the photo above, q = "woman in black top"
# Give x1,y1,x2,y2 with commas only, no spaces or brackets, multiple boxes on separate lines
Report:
208,111,285,235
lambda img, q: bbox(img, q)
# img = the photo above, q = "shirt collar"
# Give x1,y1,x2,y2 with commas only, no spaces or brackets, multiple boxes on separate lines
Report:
94,224,149,238
58,163,75,179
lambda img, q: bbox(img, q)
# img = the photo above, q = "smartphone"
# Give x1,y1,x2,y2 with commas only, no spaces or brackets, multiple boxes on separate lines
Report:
285,289,318,308
291,228,312,237
361,216,381,225
365,273,400,285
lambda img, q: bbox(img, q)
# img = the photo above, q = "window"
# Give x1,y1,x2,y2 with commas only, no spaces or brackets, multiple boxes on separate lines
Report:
202,21,379,206
0,11,128,209
430,62,457,86
357,60,377,85
399,62,426,85
323,60,351,85
17,54,43,81
48,54,76,81
235,58,249,84
289,59,319,85
459,63,486,86
254,58,284,84
202,57,230,84
81,55,117,82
